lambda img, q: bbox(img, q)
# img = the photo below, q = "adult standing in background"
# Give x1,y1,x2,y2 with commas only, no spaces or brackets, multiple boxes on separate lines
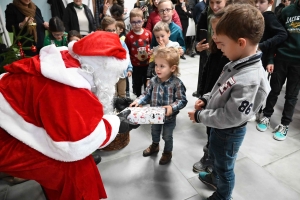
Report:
5,0,49,56
63,0,96,36
145,0,182,32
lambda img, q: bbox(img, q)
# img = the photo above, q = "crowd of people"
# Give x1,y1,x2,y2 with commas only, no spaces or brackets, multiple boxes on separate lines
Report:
1,0,300,199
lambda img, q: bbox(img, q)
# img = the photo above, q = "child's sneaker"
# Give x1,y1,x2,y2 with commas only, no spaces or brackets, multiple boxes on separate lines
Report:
273,124,288,141
256,117,270,132
207,192,233,200
198,172,217,190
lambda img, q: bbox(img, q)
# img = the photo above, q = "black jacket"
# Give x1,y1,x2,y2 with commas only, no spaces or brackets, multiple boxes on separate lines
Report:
259,11,287,68
5,3,45,56
175,4,193,34
199,49,230,96
63,3,96,33
47,0,65,20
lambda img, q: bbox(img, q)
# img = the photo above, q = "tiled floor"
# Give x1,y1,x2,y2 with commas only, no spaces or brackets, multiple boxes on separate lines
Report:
1,55,300,200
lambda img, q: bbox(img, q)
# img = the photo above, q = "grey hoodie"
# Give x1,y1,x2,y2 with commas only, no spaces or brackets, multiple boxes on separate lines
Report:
195,52,271,129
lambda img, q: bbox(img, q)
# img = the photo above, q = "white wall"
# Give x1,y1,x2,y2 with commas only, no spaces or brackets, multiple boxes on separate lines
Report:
0,0,51,22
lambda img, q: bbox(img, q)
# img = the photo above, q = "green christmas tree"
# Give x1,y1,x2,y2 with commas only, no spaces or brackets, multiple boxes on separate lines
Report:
0,24,34,74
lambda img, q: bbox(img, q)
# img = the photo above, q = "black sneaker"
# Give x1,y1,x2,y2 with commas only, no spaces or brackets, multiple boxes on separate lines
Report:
199,172,217,190
192,91,199,97
207,192,233,200
180,55,186,60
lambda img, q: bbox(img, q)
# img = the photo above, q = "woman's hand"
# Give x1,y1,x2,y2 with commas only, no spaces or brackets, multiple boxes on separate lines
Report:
103,0,110,15
266,64,274,73
196,39,209,52
43,22,49,29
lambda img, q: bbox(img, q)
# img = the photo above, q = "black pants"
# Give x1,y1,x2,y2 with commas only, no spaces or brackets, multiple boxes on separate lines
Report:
263,59,300,125
132,66,148,97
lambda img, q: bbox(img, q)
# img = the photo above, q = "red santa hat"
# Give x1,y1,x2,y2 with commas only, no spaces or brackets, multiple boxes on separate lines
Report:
72,31,127,60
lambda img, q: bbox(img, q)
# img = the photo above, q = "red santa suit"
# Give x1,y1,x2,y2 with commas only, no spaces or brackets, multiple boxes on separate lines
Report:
0,32,128,200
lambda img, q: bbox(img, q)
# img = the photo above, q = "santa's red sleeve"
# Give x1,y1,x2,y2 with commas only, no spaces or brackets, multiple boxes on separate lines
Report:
0,55,120,162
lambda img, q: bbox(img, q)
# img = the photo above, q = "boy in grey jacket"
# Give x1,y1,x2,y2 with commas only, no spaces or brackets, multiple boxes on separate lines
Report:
188,5,271,200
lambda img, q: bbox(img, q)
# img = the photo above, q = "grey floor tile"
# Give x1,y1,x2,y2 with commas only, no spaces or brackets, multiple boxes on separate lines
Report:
232,157,300,200
98,151,198,200
264,144,300,193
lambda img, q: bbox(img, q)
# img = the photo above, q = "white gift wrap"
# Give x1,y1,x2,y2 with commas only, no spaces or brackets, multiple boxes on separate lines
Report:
123,107,166,124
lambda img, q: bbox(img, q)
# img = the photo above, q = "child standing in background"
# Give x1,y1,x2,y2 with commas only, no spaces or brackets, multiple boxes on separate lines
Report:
151,0,185,58
101,16,133,98
67,30,82,43
125,8,152,97
43,17,68,47
131,47,187,165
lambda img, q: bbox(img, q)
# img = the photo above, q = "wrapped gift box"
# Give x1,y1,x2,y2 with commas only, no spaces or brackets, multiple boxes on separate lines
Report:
122,107,166,124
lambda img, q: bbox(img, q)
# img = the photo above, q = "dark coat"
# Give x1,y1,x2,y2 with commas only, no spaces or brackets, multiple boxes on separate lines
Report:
199,49,230,96
47,0,65,20
5,3,45,56
259,11,287,68
63,2,96,33
175,4,193,37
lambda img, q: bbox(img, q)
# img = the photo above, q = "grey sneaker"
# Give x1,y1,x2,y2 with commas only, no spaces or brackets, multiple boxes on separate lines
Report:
256,117,270,132
273,124,288,141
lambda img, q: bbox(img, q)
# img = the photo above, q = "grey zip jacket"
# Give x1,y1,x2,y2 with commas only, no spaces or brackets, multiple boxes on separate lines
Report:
195,52,271,129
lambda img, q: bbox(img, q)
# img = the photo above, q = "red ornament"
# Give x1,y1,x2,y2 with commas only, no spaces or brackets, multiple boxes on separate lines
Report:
17,41,22,47
31,45,37,52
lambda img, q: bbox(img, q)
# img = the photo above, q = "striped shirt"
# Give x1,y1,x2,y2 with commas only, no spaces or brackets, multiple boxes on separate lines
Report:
136,75,187,119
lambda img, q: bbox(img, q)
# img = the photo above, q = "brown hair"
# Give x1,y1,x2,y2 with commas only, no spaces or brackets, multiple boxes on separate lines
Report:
153,21,170,33
129,8,144,19
154,47,180,77
101,16,116,30
67,30,82,43
116,20,126,35
216,4,264,45
136,0,153,7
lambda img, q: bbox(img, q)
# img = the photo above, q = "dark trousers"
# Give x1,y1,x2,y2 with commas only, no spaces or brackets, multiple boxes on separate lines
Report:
132,66,148,96
263,59,300,125
196,51,208,95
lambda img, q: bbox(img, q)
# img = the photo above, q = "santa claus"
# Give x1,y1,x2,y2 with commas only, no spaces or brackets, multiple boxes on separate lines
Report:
0,31,137,199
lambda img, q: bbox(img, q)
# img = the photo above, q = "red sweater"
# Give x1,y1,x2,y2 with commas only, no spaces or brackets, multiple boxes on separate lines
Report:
125,29,152,67
145,9,182,31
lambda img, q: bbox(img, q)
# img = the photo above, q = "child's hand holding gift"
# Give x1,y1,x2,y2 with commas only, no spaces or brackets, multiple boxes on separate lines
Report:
163,105,173,116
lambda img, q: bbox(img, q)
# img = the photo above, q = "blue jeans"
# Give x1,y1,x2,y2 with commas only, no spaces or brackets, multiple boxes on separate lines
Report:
209,125,246,200
151,116,176,152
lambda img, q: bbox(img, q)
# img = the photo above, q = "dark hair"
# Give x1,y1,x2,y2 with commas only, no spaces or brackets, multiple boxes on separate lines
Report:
48,17,65,33
110,3,124,21
216,4,264,45
116,20,126,35
209,9,226,53
67,30,82,43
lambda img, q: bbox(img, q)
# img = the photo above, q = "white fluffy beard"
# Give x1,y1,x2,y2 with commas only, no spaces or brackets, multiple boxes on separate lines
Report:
79,56,128,114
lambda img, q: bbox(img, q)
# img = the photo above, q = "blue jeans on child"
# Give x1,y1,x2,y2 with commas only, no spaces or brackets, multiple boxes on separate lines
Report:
151,116,176,152
209,125,246,200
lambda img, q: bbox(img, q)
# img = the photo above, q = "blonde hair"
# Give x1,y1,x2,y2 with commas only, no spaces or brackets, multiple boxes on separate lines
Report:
129,8,144,19
101,16,116,30
153,21,170,33
154,47,180,77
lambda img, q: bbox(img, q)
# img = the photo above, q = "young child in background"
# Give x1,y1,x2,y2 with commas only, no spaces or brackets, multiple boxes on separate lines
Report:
151,0,185,59
125,8,152,97
116,20,126,41
130,47,187,165
67,30,82,43
254,0,287,121
146,21,182,85
116,20,130,97
256,0,300,141
101,16,133,98
188,4,270,199
44,17,68,47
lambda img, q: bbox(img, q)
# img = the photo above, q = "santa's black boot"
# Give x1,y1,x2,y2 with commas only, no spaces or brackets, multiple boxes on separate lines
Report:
193,146,213,173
